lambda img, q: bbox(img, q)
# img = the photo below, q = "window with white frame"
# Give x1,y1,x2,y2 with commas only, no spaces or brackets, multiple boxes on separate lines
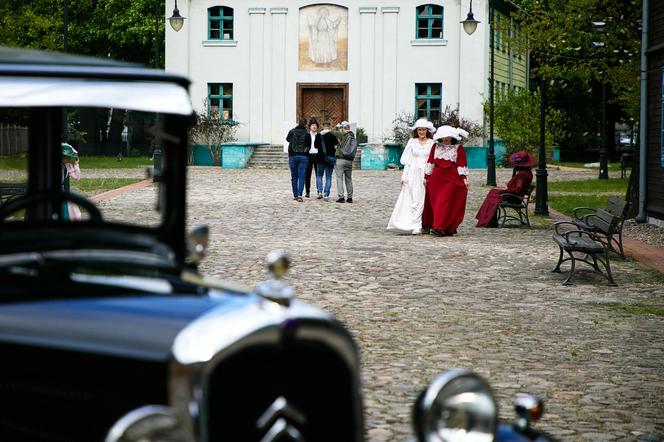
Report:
416,4,444,39
208,83,233,121
415,83,442,121
208,6,234,40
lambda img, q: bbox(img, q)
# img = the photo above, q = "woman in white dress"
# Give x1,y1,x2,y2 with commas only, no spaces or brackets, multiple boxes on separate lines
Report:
387,118,435,234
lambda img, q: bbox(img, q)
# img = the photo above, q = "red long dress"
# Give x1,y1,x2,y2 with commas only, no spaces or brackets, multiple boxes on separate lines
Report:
475,169,533,227
422,144,469,234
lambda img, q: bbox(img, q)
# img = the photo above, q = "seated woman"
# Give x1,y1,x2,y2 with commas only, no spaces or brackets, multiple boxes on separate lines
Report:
475,150,535,227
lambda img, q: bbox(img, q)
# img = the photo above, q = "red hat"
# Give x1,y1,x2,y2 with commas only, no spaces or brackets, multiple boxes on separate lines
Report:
508,151,536,167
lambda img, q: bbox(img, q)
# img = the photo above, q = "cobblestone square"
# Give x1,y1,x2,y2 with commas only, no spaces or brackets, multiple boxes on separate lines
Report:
99,166,664,441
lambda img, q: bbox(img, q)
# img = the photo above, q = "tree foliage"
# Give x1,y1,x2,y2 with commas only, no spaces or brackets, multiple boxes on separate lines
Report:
385,108,483,147
488,88,564,163
189,102,239,166
512,0,641,123
0,0,164,67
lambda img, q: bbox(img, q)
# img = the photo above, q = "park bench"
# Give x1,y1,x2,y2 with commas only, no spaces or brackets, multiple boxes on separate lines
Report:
0,182,26,208
572,196,631,258
497,184,535,228
552,210,619,286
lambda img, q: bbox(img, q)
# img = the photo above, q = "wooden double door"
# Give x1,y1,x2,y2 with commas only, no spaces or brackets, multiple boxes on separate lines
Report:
297,83,348,127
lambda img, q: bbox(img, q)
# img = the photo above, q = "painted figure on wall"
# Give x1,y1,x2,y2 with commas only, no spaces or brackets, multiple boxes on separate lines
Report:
299,5,348,71
307,7,341,64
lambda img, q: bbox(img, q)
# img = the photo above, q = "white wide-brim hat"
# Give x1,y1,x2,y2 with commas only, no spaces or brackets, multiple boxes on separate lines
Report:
336,121,351,128
433,125,469,141
409,118,435,133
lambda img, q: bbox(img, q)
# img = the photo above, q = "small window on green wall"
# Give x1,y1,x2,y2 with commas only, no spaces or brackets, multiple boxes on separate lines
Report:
415,83,442,121
209,6,234,40
208,83,233,121
416,4,444,39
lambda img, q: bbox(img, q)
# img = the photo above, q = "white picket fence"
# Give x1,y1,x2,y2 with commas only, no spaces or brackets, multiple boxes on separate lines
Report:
0,124,28,155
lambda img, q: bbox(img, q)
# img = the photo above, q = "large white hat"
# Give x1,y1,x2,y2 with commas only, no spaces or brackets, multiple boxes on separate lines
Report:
433,125,469,141
336,121,351,128
409,118,435,133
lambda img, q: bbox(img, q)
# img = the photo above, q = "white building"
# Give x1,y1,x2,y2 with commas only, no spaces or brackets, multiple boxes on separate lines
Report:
166,0,518,145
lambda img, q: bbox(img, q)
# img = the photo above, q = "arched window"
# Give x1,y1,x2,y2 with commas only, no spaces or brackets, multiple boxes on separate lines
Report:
416,4,444,39
208,6,234,40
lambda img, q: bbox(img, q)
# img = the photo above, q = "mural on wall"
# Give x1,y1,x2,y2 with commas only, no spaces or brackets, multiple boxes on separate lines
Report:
299,4,348,71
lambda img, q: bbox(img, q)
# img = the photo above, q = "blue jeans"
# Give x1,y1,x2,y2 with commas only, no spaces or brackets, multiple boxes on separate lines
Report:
289,155,309,197
316,156,336,196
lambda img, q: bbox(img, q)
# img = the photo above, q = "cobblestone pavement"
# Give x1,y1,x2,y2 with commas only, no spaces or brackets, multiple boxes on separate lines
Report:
100,166,664,441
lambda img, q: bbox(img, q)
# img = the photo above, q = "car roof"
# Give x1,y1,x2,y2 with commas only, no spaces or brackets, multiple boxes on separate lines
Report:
0,46,190,87
0,46,192,115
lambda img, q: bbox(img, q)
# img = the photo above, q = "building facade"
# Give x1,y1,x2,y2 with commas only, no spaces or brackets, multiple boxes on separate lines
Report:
644,0,664,224
166,0,527,145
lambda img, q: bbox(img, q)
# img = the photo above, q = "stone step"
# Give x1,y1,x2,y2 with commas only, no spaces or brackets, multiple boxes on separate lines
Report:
247,145,362,169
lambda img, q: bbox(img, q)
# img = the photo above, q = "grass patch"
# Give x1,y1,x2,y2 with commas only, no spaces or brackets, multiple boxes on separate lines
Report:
605,303,664,317
71,178,142,192
548,178,628,193
81,156,152,169
548,194,622,217
1,156,151,171
550,161,625,172
0,156,27,171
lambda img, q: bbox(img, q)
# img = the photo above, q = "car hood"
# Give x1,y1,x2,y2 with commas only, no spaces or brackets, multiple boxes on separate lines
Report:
0,293,258,361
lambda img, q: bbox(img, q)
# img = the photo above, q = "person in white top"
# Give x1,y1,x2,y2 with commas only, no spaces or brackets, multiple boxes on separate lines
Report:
304,119,322,198
387,118,435,234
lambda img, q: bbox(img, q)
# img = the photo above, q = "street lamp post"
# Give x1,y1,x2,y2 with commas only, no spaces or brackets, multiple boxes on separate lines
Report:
592,21,608,180
462,0,496,187
534,78,549,215
152,0,163,181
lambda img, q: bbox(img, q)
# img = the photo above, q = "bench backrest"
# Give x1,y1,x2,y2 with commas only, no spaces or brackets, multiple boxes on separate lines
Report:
606,196,629,218
593,209,619,235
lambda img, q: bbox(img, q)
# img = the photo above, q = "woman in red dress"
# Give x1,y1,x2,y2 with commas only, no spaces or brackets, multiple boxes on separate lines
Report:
422,126,470,236
475,150,535,227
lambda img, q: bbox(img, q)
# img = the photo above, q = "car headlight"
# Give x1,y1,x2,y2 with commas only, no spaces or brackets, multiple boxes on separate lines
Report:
413,369,498,442
105,405,193,442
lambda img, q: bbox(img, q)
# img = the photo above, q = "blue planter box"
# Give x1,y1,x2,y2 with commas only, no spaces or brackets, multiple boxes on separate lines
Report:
220,142,268,168
192,145,215,166
360,144,387,170
553,146,560,162
384,143,403,167
360,143,404,170
464,141,506,169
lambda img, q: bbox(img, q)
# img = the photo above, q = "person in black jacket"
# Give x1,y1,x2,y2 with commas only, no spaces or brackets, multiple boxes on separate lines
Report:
316,122,338,201
286,118,310,202
304,119,323,198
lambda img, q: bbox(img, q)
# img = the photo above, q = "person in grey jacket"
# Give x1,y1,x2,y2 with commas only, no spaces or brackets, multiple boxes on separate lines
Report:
334,121,357,203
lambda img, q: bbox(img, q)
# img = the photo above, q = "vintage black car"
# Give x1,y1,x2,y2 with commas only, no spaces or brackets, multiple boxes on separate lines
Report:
0,47,551,442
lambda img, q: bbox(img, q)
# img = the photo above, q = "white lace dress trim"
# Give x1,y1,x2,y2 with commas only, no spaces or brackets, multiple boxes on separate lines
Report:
433,144,458,162
457,166,469,176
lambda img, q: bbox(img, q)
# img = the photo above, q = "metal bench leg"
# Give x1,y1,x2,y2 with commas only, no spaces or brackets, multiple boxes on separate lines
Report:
599,249,618,287
524,208,531,227
562,251,576,285
498,207,507,228
553,246,565,273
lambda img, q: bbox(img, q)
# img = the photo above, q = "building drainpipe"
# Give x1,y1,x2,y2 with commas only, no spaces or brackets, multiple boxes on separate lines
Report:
636,0,649,223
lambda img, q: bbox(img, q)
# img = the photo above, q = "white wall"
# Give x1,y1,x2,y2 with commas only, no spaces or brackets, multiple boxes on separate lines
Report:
166,0,488,144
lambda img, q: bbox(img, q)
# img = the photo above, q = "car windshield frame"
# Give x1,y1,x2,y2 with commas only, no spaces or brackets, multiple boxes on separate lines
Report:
0,46,194,267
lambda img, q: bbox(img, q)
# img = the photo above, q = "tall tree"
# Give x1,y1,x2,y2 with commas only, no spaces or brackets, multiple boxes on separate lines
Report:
512,0,642,158
0,0,164,67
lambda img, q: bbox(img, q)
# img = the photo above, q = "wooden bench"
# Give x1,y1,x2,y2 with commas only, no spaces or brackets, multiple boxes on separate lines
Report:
552,210,620,286
497,184,535,228
0,182,27,208
572,196,631,258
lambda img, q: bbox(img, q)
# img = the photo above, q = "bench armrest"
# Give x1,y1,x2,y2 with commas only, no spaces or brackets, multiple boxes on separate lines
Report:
572,206,596,220
499,192,526,203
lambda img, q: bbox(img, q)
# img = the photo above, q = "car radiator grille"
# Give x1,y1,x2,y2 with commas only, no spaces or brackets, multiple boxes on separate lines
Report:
0,342,167,442
206,340,360,442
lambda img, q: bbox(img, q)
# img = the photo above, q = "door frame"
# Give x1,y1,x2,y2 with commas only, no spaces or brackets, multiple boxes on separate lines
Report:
296,83,348,125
